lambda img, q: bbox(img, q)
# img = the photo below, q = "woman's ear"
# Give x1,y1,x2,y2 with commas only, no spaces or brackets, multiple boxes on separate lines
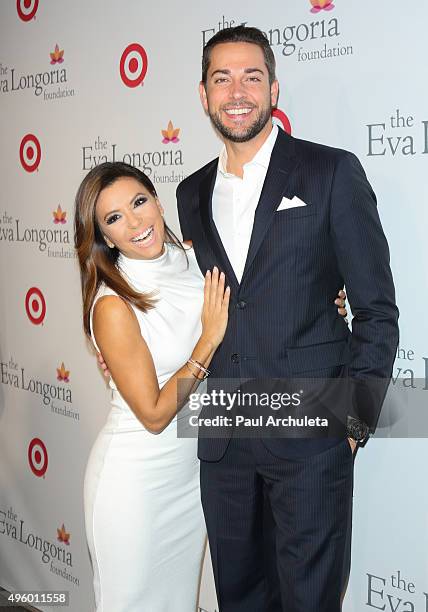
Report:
155,198,164,216
103,235,115,249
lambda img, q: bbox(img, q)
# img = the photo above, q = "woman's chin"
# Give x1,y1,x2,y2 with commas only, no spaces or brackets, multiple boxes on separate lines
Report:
127,239,165,260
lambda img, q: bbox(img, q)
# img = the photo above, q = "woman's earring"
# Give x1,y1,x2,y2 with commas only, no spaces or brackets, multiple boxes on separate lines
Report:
104,237,115,249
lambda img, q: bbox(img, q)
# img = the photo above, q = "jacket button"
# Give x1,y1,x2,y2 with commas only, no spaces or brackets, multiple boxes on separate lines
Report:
236,300,247,309
231,353,240,364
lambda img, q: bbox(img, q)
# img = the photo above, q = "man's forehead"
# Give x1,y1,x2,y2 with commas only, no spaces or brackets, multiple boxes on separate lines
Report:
209,42,266,69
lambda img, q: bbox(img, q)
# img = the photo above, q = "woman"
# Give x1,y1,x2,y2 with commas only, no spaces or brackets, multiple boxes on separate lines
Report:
74,161,348,611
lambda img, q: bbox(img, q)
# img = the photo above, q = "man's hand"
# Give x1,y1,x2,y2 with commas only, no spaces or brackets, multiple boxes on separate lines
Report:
98,352,110,379
335,289,348,319
348,438,357,454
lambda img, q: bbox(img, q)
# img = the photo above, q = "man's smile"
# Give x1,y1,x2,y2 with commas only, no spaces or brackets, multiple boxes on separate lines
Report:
223,107,253,116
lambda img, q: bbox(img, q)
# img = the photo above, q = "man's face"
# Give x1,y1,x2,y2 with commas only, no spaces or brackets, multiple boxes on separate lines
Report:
200,42,279,143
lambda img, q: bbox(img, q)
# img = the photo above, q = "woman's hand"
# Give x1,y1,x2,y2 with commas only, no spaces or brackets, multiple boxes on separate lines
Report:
201,267,230,350
335,289,348,320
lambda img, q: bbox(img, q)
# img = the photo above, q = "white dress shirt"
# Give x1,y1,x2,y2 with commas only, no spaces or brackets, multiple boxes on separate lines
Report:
212,125,279,282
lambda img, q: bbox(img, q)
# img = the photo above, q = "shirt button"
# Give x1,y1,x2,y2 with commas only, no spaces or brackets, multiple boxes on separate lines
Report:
236,301,247,309
231,353,240,364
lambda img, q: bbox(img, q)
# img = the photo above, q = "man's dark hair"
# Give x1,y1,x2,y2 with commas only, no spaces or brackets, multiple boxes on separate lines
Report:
202,26,276,85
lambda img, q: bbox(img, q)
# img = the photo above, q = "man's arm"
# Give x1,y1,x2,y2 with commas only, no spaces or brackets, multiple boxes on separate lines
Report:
330,151,399,432
176,182,192,242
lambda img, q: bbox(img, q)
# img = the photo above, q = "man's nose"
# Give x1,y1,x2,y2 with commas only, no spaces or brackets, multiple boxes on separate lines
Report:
229,79,245,99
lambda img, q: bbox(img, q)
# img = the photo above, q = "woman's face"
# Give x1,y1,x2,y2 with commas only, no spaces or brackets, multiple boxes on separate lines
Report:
95,177,165,260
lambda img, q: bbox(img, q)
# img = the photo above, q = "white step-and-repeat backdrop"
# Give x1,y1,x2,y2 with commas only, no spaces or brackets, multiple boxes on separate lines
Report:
0,1,427,610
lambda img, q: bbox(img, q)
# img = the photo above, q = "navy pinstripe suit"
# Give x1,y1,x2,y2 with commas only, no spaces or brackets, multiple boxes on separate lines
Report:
176,128,399,611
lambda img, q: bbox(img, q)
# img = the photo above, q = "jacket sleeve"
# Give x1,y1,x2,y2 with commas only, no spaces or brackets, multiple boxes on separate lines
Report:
176,182,192,242
329,151,399,431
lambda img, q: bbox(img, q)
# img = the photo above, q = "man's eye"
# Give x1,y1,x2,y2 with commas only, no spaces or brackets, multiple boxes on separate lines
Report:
106,214,120,225
134,196,147,207
214,78,228,84
247,77,261,82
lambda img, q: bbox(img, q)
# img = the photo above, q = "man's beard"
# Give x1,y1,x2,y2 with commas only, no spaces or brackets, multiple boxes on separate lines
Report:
208,103,273,143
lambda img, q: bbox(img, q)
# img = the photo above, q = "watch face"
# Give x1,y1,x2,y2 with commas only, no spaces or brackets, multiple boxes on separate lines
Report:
348,418,369,442
355,424,365,440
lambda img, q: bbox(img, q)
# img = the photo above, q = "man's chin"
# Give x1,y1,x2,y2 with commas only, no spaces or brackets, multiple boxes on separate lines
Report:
210,112,272,144
211,122,262,143
219,129,257,143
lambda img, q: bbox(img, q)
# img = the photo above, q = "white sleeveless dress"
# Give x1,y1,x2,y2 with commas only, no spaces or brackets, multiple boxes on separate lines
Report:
84,243,206,612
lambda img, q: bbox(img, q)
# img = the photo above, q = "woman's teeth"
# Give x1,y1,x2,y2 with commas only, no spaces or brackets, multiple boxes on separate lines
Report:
132,226,154,243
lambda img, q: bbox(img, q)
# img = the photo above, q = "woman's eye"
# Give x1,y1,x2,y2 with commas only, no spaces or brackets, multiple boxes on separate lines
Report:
134,196,147,207
106,214,120,225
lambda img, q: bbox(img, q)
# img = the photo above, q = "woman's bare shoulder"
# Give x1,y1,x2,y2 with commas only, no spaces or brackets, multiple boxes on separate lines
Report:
93,295,135,325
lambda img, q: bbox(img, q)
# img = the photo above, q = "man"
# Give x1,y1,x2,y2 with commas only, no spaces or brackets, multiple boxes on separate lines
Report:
176,26,399,612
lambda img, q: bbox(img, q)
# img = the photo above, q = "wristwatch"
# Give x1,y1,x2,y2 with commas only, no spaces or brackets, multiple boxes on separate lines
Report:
347,416,370,445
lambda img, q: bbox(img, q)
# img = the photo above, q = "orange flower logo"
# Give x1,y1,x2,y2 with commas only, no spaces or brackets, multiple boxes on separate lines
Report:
57,524,70,545
161,121,180,144
310,0,335,12
56,363,70,383
53,205,67,224
50,44,64,65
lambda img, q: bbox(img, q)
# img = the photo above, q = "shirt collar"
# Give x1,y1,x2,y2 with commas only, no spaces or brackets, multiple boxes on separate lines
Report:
218,124,279,177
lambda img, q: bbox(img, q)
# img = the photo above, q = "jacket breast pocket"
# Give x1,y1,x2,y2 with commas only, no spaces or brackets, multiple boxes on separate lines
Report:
275,204,317,220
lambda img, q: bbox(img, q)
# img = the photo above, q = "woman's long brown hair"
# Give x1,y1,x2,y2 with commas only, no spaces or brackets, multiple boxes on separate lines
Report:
74,162,186,337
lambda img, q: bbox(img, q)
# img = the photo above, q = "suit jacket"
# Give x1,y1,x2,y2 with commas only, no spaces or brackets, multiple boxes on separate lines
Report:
176,128,399,460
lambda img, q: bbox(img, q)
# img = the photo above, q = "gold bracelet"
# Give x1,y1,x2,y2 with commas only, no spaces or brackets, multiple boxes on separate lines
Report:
187,358,210,379
185,361,205,380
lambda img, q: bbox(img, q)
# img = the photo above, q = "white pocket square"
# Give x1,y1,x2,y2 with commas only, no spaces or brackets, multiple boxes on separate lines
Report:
276,195,307,211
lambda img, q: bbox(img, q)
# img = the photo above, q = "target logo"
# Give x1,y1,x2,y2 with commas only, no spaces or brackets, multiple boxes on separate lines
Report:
28,438,48,477
19,134,41,172
272,109,292,135
25,287,46,325
17,0,39,22
119,43,148,88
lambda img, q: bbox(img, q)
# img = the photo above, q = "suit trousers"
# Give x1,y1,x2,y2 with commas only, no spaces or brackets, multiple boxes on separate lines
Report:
200,437,354,612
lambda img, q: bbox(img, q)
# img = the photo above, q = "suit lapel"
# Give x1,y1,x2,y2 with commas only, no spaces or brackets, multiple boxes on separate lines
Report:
241,130,300,282
199,162,240,289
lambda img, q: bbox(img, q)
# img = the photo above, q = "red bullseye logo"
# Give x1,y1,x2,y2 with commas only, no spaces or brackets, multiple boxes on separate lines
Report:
17,0,39,21
272,109,292,135
120,43,148,88
20,134,41,172
25,287,46,325
28,438,48,477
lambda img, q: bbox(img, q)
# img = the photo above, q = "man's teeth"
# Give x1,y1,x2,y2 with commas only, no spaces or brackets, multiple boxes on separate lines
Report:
132,226,154,242
225,108,252,115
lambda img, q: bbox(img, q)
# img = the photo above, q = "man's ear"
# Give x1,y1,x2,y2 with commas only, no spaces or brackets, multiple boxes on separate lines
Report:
271,79,279,108
199,81,209,114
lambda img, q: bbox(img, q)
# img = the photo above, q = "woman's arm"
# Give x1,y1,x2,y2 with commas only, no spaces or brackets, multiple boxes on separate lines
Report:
93,268,229,433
